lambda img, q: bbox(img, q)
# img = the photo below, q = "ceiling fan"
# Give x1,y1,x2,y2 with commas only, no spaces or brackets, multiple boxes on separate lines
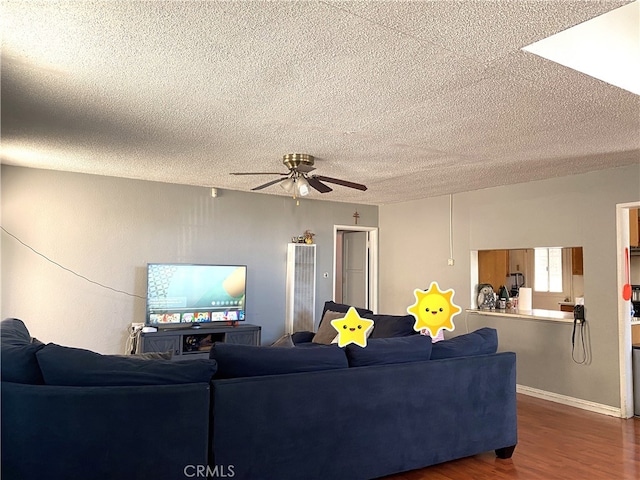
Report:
230,154,367,197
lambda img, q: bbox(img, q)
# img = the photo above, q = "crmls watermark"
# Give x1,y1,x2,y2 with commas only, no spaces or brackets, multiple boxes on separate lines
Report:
184,465,235,478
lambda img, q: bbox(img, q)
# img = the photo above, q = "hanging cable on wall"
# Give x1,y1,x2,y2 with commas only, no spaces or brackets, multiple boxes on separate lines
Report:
1,225,144,299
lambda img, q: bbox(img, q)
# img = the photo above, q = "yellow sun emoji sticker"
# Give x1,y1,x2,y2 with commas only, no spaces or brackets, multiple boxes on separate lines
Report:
330,307,374,348
407,281,462,338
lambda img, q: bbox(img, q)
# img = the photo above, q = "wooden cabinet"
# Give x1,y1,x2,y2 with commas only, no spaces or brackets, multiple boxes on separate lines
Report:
630,208,639,247
572,247,583,275
140,324,261,360
632,325,640,345
478,249,509,291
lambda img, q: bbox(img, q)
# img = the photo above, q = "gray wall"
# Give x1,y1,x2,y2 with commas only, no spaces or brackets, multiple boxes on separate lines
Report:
1,165,377,352
379,164,640,409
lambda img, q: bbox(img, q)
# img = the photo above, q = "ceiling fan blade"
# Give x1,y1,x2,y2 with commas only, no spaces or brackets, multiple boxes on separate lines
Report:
251,178,285,191
307,176,333,193
230,172,288,176
313,175,367,191
296,164,316,174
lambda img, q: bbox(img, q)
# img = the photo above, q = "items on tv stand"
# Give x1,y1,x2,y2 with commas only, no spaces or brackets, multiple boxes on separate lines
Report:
139,324,261,359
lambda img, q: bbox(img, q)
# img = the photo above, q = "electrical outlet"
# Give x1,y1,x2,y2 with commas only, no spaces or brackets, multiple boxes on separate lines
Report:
131,322,144,331
447,258,455,266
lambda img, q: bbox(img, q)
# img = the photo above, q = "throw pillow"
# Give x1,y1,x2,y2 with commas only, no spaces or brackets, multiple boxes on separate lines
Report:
365,313,417,339
345,335,432,367
312,310,345,344
430,327,498,360
210,343,348,378
36,344,218,386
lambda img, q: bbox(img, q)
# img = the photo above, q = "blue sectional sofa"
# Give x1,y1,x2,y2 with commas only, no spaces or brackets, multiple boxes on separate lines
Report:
209,329,517,479
2,314,517,480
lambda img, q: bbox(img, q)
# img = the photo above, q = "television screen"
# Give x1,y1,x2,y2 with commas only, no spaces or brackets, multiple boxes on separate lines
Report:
146,263,246,326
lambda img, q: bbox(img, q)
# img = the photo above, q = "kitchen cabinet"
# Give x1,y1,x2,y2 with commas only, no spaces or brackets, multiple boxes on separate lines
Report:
630,208,639,247
572,247,583,275
478,249,509,291
633,325,640,345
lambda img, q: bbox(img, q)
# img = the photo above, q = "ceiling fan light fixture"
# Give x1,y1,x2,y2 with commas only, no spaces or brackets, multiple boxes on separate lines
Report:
296,176,310,197
280,177,295,193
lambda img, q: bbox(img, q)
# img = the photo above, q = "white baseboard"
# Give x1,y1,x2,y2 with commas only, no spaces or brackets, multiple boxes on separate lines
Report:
516,384,622,418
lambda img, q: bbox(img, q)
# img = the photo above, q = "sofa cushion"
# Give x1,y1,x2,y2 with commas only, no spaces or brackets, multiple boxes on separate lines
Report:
290,331,315,344
210,343,348,378
1,318,45,384
321,301,372,318
345,335,432,367
1,318,32,345
36,343,218,386
365,313,418,339
430,328,498,360
1,343,45,384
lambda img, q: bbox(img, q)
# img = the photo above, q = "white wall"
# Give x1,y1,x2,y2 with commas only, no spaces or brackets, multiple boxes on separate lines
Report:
1,165,377,352
379,164,640,409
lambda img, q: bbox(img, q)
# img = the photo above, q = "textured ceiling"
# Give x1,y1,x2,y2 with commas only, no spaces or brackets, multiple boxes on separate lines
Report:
1,0,639,205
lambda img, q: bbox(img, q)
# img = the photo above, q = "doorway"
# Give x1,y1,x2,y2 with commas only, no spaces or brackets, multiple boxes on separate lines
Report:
617,200,640,418
333,225,378,313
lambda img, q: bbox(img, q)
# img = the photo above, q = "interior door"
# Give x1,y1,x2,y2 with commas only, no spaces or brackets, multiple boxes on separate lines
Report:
342,231,368,308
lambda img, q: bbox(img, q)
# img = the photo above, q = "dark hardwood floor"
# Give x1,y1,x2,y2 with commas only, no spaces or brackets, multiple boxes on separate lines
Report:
381,394,640,480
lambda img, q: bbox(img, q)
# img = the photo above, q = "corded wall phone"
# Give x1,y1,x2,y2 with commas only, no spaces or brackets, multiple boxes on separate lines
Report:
573,305,585,324
572,305,586,364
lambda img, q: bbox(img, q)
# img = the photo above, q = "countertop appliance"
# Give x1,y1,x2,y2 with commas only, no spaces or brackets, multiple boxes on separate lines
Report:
507,272,525,297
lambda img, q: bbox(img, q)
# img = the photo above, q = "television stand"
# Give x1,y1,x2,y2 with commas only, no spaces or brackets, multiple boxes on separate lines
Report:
139,324,261,360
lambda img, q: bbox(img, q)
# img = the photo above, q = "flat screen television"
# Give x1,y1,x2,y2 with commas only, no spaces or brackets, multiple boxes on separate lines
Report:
146,263,246,327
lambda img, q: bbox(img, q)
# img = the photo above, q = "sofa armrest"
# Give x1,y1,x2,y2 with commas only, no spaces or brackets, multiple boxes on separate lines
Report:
291,331,315,344
1,381,210,480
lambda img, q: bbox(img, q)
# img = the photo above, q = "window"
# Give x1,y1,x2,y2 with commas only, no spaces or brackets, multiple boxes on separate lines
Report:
534,247,563,292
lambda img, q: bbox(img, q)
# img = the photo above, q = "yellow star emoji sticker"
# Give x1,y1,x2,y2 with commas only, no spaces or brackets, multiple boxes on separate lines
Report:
330,307,374,348
407,281,461,338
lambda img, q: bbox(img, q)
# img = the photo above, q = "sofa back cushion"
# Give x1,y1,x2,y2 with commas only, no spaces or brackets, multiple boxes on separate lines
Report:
36,344,218,386
1,318,45,384
321,301,372,319
345,335,432,367
364,313,418,339
210,343,348,378
1,318,32,345
430,327,498,360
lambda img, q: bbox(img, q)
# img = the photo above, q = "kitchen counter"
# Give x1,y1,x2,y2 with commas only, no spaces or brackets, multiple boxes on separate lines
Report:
466,308,574,324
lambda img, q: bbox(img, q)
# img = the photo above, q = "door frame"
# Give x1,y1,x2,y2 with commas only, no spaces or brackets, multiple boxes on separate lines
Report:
617,201,640,418
333,225,379,313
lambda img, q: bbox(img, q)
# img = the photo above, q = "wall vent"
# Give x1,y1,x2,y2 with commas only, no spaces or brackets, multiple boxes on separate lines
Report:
285,243,316,334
